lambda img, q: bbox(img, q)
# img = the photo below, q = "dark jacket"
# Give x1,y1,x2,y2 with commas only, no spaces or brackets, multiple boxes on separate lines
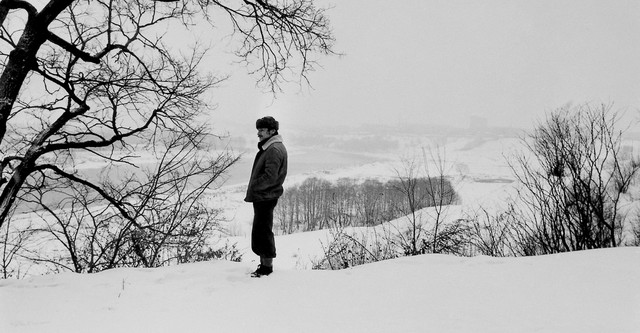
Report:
244,135,288,202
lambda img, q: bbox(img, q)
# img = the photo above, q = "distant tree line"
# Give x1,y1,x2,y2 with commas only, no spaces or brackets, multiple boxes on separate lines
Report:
275,176,459,234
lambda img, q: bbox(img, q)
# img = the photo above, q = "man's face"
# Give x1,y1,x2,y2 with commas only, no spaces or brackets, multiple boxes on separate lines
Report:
257,128,275,142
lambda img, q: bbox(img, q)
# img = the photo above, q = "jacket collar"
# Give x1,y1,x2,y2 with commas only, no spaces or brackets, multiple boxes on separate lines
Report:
259,134,283,151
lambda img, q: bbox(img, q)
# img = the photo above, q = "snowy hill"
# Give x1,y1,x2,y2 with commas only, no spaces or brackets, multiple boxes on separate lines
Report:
1,247,639,333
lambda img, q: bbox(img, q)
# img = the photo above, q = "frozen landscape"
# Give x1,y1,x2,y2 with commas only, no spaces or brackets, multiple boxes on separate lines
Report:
2,0,640,332
2,131,639,333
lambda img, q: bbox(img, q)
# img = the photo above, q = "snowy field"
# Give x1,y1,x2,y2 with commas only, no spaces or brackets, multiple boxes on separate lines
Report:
1,247,638,333
2,134,639,332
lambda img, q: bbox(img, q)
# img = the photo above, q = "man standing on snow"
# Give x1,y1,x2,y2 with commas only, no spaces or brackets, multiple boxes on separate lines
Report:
245,116,288,277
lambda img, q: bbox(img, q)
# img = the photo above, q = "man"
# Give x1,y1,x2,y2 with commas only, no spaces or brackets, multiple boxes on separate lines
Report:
245,116,288,277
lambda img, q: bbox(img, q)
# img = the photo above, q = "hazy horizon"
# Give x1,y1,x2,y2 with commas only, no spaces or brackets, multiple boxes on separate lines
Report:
206,0,640,136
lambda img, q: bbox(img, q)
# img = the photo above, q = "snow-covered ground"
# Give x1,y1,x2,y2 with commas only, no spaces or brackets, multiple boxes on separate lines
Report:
2,134,639,332
1,247,638,333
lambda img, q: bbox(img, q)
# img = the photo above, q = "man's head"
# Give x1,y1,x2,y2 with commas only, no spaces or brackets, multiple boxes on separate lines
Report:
256,116,279,142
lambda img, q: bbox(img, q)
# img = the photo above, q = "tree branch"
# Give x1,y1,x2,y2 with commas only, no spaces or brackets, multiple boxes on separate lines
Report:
34,163,142,230
0,0,37,27
46,31,100,64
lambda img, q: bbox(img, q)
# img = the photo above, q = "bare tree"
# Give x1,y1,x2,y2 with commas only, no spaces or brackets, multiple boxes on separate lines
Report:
390,156,426,255
390,149,460,255
295,177,330,231
0,1,334,235
0,211,33,278
508,103,640,253
354,178,386,226
276,177,336,233
16,131,238,273
275,189,299,234
324,177,356,228
420,146,460,253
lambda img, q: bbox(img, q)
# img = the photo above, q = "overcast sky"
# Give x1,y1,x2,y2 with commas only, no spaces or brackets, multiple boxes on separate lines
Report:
210,0,640,134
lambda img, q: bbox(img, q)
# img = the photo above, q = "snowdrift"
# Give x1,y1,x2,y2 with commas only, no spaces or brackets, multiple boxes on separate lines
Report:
1,247,639,333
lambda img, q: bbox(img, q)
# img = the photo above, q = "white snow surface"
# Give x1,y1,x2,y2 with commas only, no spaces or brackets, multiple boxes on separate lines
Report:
1,247,639,333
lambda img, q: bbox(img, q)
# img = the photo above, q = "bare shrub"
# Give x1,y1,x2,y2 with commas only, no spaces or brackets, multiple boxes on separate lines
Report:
421,220,472,256
466,204,543,257
17,132,237,273
179,240,243,264
508,103,640,253
315,216,473,270
0,216,33,278
313,225,398,270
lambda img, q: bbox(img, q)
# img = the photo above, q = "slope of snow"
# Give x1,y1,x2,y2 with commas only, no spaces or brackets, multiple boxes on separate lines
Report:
1,247,638,333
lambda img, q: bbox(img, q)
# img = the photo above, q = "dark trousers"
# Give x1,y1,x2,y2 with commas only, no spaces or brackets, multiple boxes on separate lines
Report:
251,199,278,259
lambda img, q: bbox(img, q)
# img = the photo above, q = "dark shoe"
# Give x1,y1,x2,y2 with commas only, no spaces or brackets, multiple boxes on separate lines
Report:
250,264,273,277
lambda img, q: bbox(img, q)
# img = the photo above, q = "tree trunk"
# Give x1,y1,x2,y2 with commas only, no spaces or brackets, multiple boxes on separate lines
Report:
0,0,73,228
0,162,32,225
